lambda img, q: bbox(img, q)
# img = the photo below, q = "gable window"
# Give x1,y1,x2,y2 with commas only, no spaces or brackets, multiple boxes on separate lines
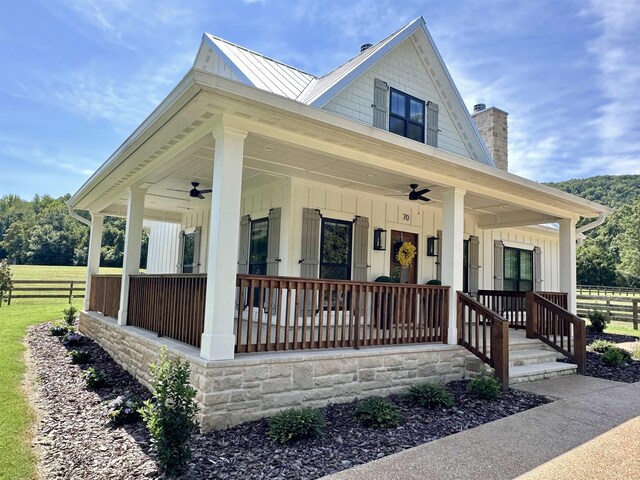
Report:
504,247,533,292
389,88,425,142
320,218,352,280
248,218,269,275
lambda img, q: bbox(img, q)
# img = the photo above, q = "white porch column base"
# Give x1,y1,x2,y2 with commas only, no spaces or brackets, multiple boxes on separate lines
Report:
441,187,466,345
84,213,104,310
559,218,577,313
200,124,248,361
118,186,146,326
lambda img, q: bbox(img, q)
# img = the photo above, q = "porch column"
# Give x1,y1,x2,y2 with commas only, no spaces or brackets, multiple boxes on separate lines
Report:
84,213,104,310
441,187,466,345
200,124,248,361
559,218,577,313
117,186,146,326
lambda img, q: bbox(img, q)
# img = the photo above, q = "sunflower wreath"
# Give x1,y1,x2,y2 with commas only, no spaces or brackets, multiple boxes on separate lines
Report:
395,241,416,267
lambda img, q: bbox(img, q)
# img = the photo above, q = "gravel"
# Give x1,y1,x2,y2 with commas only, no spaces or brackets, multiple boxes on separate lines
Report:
28,321,549,480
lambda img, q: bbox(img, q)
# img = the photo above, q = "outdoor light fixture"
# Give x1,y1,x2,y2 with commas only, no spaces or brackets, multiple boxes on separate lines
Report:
427,236,438,257
373,228,387,251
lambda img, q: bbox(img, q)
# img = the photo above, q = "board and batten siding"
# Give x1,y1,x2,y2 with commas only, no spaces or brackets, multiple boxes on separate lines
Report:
144,220,181,274
322,37,470,159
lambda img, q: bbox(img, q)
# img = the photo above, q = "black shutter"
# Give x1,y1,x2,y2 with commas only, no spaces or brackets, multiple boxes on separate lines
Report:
266,208,281,276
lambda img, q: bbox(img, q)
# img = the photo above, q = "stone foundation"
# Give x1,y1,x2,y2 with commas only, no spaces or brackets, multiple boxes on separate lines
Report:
80,311,476,431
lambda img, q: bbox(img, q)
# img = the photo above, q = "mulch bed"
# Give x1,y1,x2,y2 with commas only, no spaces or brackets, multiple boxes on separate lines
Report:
28,321,548,480
580,329,640,383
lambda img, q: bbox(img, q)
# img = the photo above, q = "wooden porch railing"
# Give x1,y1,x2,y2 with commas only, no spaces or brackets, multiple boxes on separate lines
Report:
526,292,586,373
235,275,449,353
478,290,568,329
128,274,206,348
457,292,509,389
88,275,122,318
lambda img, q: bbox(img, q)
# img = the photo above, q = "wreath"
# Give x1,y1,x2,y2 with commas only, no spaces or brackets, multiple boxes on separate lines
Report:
395,241,416,268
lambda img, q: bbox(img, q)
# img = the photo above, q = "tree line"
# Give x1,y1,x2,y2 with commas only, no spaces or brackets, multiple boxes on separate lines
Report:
0,194,147,268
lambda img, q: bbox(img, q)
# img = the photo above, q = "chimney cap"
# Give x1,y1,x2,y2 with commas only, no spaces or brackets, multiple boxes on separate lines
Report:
473,103,486,113
360,43,373,53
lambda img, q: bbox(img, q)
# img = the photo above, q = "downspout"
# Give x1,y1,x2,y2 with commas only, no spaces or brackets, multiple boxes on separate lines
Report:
67,205,92,227
575,212,608,246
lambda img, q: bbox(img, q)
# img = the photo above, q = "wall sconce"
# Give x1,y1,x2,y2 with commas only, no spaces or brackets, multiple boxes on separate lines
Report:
427,236,438,257
373,228,387,251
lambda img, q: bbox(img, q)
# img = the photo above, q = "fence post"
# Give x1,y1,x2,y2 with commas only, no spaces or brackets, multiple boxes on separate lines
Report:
634,299,638,331
491,319,509,390
68,281,74,304
526,291,536,339
7,286,12,305
574,320,586,374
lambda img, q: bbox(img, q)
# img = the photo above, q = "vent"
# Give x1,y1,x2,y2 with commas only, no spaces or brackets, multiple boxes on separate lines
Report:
360,43,373,53
473,103,486,113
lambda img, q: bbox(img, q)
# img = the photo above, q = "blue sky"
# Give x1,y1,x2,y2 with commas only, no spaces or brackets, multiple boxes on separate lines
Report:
0,0,638,200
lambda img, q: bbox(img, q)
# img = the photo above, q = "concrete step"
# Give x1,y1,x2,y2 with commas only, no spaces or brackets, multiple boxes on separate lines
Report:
509,362,577,385
509,349,559,367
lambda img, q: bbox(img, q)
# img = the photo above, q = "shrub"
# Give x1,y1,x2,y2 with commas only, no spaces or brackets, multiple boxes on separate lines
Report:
354,397,401,429
468,372,502,400
268,407,325,444
62,332,83,346
139,346,199,474
108,396,141,426
49,323,72,337
82,367,107,388
601,347,628,368
0,259,13,307
68,350,91,365
588,310,610,333
63,305,78,326
406,382,454,409
588,339,616,353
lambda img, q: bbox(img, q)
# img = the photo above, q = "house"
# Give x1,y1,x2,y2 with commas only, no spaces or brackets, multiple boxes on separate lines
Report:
69,17,610,430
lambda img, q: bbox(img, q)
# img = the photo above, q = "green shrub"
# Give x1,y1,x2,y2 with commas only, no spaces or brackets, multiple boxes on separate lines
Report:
354,397,401,429
601,347,628,367
49,323,72,337
425,279,442,285
108,396,141,426
406,382,454,409
68,350,91,365
139,346,199,474
82,367,107,388
268,407,325,444
467,373,502,400
588,310,610,333
63,305,78,326
588,339,616,353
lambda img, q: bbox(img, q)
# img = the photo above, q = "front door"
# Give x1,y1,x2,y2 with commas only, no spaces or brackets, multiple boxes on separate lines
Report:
390,230,418,283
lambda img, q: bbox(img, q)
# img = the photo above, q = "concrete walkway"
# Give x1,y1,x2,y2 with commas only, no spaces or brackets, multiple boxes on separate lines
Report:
323,375,640,480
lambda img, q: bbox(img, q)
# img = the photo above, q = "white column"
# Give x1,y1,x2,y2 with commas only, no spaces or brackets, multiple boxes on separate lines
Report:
559,218,577,313
84,213,104,310
200,124,247,360
117,186,146,326
441,187,466,345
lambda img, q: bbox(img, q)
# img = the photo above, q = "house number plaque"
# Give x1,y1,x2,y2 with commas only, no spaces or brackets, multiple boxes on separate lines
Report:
400,210,411,225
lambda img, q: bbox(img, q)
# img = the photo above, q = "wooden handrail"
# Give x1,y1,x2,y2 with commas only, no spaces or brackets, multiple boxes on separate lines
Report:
478,290,568,329
526,292,586,373
457,292,509,389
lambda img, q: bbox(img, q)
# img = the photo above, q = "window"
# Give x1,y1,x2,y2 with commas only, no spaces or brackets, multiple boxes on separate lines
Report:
180,227,201,273
248,218,269,275
389,88,425,142
320,218,352,280
504,247,533,292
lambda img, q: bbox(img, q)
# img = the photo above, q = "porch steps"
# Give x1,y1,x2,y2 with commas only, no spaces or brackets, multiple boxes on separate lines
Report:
507,336,577,384
509,362,577,384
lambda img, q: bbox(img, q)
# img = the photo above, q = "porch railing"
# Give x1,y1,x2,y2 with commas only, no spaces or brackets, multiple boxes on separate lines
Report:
457,292,509,389
478,290,568,329
526,292,586,373
88,275,122,318
235,275,449,353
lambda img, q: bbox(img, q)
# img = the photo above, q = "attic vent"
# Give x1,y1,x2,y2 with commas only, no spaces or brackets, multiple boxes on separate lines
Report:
473,103,486,113
360,43,373,53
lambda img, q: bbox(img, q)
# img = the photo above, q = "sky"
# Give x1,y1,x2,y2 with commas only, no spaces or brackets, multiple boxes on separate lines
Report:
0,0,639,200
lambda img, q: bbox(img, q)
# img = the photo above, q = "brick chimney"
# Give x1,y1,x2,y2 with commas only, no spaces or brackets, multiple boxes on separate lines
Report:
471,104,508,171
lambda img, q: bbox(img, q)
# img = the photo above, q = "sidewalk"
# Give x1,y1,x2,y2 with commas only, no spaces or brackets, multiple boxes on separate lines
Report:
323,376,640,480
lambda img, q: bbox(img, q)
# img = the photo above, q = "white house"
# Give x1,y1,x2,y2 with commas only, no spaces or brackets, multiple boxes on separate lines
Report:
69,17,610,430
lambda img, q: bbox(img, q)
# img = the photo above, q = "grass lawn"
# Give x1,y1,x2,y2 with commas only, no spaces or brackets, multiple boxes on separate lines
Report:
11,264,122,281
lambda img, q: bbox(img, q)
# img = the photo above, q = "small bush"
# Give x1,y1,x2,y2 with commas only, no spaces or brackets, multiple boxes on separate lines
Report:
62,332,83,346
588,310,610,333
63,305,78,326
588,339,616,353
268,407,325,444
406,382,454,409
108,396,142,426
49,323,72,337
354,397,401,429
68,350,91,365
82,367,107,388
139,346,199,474
601,347,628,368
468,373,502,400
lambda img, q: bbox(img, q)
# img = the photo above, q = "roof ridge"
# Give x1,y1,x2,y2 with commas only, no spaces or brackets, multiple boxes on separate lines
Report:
205,33,317,78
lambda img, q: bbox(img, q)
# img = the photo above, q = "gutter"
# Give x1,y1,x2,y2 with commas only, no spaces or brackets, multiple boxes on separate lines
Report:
67,205,91,227
576,211,608,246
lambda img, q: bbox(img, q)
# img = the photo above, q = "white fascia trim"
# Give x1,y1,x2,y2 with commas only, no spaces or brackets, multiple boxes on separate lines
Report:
309,17,423,108
201,34,254,88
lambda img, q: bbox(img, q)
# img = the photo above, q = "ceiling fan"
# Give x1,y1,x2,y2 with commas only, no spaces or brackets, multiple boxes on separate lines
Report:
167,181,212,200
387,184,431,202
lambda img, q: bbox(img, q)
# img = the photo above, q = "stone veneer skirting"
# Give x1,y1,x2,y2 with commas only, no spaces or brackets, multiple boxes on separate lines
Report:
80,311,477,431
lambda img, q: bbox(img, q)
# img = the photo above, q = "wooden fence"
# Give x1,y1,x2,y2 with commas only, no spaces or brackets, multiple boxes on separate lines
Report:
88,275,121,318
576,285,639,330
8,280,85,304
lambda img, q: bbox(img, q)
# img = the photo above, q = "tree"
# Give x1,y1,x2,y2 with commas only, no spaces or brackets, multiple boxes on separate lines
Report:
0,259,13,307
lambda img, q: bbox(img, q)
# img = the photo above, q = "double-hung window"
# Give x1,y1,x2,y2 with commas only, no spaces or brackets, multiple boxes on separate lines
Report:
248,218,269,275
504,247,533,292
389,88,425,142
320,218,352,280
